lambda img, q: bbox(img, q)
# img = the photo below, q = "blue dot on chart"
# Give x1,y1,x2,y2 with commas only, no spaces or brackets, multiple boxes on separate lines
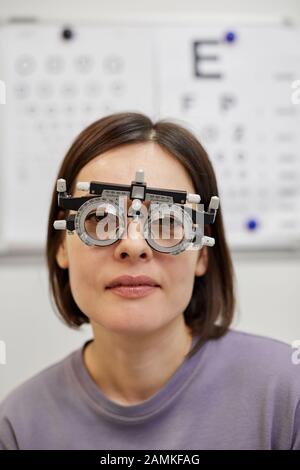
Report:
225,31,236,43
247,219,258,231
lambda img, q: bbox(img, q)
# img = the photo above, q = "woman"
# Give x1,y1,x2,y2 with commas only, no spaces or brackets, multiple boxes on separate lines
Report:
0,112,299,450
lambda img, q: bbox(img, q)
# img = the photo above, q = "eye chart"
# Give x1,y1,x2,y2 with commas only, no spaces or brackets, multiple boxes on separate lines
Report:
0,20,299,253
155,24,300,251
0,22,155,253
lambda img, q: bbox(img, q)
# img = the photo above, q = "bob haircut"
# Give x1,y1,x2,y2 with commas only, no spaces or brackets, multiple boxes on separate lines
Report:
46,112,236,360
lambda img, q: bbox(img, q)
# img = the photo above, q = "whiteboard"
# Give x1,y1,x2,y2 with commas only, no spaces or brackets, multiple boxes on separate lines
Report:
0,20,299,253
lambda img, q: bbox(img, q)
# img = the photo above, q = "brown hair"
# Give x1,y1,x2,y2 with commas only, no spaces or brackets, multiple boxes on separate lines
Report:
46,112,236,359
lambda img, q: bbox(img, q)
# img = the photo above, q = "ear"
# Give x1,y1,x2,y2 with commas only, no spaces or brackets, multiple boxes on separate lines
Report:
195,246,208,277
56,236,69,269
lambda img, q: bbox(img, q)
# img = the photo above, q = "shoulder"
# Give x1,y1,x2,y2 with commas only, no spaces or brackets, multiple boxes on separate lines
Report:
0,348,77,432
216,328,295,363
199,330,300,449
210,329,300,394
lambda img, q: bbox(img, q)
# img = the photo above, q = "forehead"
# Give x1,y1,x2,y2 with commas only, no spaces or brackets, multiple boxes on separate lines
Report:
74,142,196,195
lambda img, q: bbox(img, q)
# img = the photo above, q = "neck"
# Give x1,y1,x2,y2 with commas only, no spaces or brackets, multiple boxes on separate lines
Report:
83,319,193,406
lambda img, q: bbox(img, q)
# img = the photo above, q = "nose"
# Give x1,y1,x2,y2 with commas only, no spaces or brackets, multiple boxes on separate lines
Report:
113,214,153,261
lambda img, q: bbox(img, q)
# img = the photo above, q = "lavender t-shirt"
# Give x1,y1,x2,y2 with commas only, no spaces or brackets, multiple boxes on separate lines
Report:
0,329,300,450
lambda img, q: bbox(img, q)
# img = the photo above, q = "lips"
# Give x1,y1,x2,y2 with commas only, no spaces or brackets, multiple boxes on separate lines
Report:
106,275,160,289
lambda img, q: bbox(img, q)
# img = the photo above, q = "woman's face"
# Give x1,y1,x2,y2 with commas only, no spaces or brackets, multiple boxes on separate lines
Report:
56,142,208,335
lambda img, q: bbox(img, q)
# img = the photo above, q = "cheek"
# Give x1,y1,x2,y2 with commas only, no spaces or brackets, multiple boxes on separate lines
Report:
164,255,197,308
67,241,102,308
167,252,197,283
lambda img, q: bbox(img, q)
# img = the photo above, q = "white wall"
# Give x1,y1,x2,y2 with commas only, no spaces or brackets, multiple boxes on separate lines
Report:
1,0,300,401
